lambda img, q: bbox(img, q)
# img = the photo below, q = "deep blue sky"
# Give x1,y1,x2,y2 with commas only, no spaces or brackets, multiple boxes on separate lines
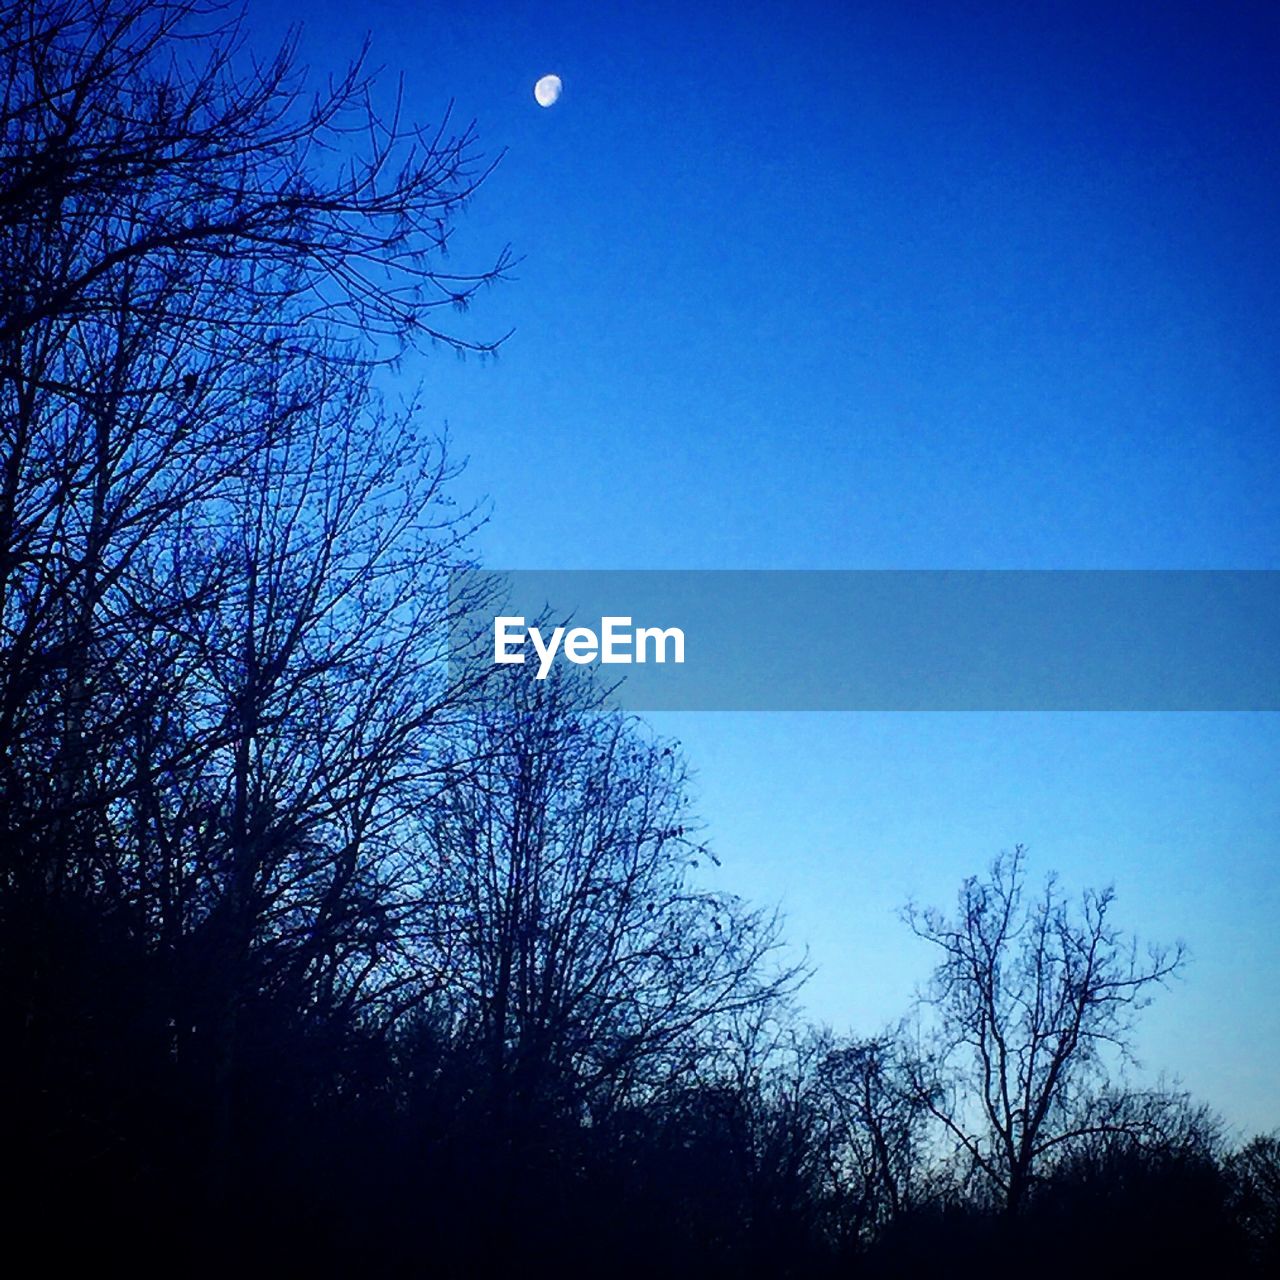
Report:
266,0,1280,1133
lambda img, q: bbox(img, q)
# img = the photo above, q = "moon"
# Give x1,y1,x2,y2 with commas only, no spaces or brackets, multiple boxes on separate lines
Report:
534,74,562,108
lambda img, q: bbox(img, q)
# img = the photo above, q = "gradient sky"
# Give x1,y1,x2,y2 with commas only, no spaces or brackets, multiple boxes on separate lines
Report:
263,0,1280,1134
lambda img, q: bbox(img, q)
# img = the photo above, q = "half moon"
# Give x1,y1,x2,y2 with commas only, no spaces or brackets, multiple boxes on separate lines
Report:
534,74,562,108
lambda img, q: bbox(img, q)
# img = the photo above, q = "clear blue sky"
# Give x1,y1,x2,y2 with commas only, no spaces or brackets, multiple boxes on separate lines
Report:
268,0,1280,1134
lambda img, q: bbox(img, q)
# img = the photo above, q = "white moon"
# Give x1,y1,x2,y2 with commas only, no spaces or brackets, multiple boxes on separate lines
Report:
534,74,562,107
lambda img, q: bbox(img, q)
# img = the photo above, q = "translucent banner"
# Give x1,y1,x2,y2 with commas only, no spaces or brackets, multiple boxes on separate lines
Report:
448,570,1280,711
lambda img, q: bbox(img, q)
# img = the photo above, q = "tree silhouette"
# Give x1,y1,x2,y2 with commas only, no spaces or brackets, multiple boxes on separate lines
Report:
1230,1132,1280,1270
818,1029,935,1239
0,0,507,1217
0,0,511,352
423,663,802,1139
903,845,1185,1215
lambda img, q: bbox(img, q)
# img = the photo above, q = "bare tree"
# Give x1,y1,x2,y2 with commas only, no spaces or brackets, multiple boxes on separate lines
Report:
0,0,508,1203
903,845,1185,1215
817,1029,935,1238
0,0,507,929
0,0,508,805
1230,1132,1280,1269
423,662,803,1133
0,0,511,352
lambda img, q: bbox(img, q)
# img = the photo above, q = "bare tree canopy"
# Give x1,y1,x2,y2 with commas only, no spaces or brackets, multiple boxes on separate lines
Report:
0,0,512,354
423,663,805,1122
0,0,512,1213
904,845,1185,1214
